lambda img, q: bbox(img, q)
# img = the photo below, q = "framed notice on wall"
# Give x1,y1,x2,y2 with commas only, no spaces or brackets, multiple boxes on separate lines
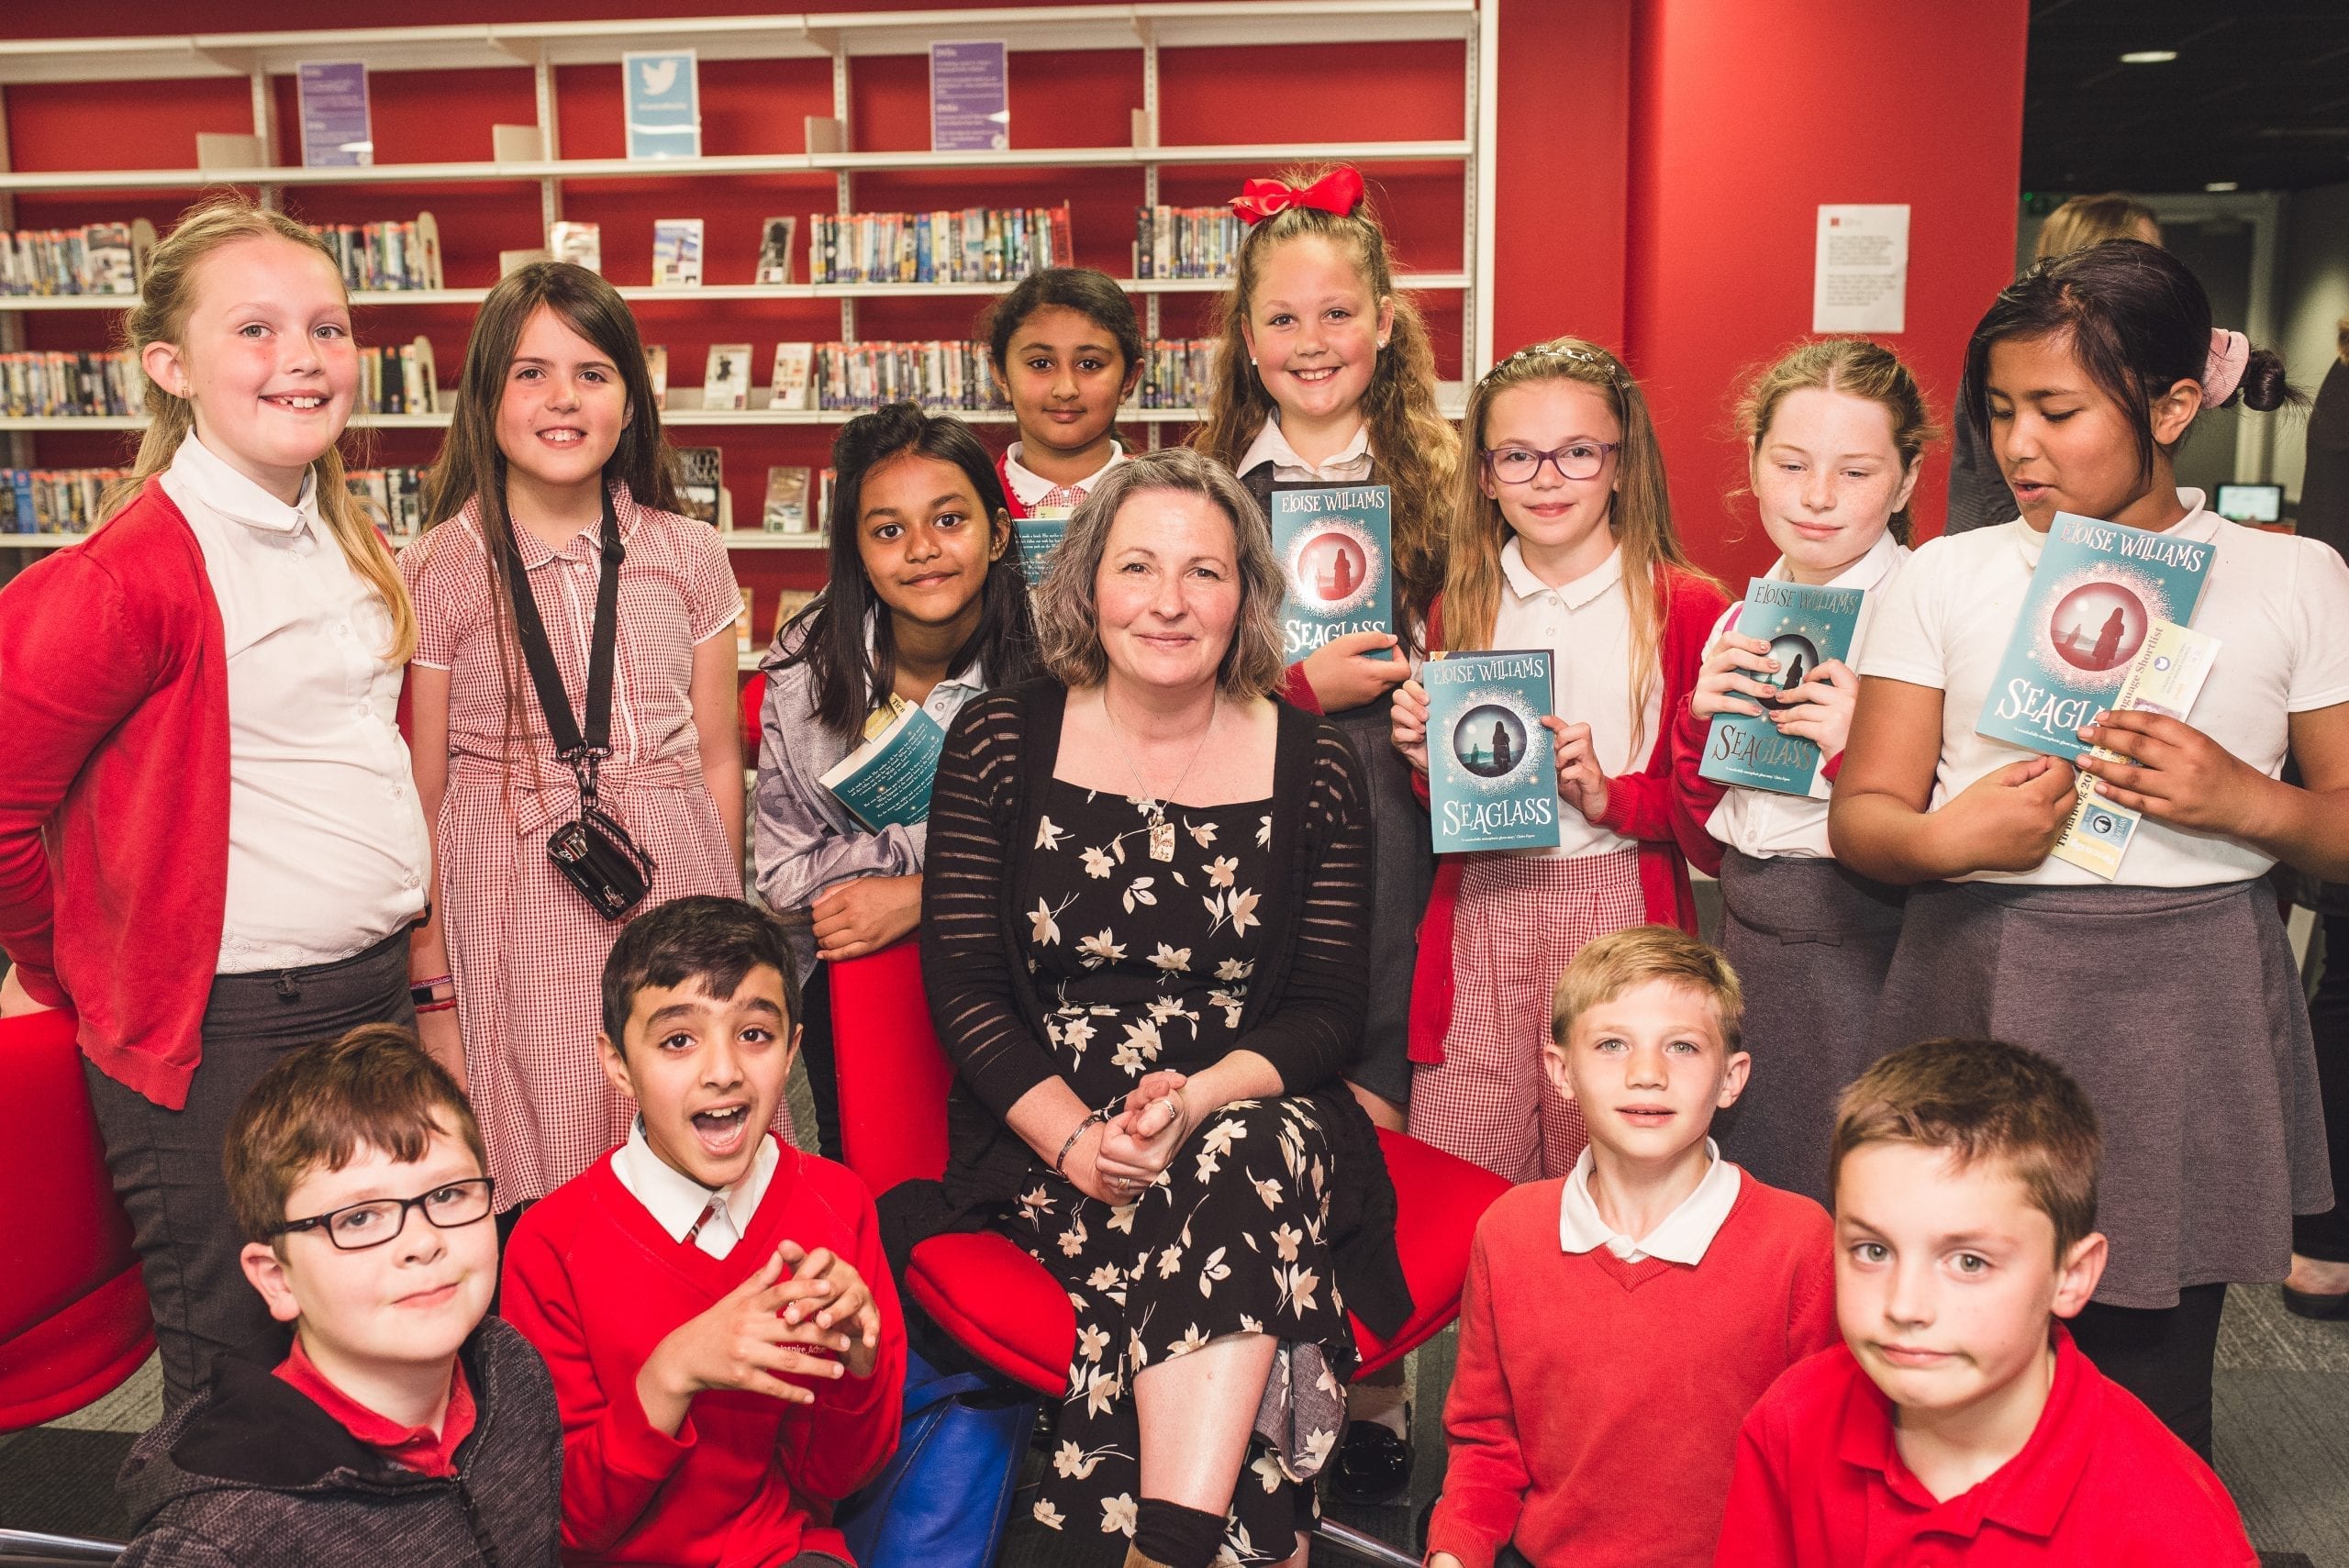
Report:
1812,205,1909,334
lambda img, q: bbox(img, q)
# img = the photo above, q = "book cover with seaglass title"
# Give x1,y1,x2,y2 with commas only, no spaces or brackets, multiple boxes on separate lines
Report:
1271,485,1395,662
1424,650,1561,854
1975,512,2213,761
1698,575,1866,795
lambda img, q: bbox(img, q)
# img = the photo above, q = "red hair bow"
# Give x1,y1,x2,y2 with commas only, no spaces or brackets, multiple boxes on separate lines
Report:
1229,166,1365,226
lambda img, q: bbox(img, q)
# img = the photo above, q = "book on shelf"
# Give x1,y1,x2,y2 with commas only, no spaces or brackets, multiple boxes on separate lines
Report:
820,696,950,830
0,350,142,418
702,345,752,411
651,218,704,287
2048,619,2221,879
1697,576,1866,796
1424,650,1563,854
763,466,814,534
0,466,128,534
645,345,670,409
296,61,373,169
769,343,814,411
1270,485,1394,662
812,340,1005,413
624,50,701,161
308,214,443,293
0,219,156,298
736,585,755,660
807,205,1071,286
675,447,724,528
1138,339,1217,410
1132,206,1243,280
1975,512,2213,762
548,222,602,274
755,217,798,284
817,468,835,533
347,465,428,539
773,588,820,640
358,337,438,417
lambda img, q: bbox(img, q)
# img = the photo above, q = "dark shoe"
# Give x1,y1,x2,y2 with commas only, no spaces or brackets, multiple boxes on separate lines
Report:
2282,1283,2349,1319
1330,1415,1414,1506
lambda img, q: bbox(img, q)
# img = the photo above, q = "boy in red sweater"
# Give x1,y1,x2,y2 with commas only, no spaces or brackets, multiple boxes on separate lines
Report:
1424,926,1838,1568
1716,1040,2258,1566
502,896,906,1567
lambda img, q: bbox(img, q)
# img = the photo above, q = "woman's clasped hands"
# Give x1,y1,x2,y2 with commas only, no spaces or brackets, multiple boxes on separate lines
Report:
1068,1070,1195,1206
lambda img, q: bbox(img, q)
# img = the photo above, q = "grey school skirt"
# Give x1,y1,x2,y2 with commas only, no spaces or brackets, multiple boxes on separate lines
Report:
1713,850,1907,1207
1871,877,2332,1308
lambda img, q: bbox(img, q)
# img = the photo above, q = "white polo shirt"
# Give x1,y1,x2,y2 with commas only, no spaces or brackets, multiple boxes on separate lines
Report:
1557,1140,1742,1264
1236,413,1374,484
1703,533,1909,862
1859,491,2349,886
611,1117,782,1261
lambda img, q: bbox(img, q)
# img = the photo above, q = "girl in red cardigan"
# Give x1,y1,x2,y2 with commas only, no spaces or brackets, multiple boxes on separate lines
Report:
0,197,426,1407
1393,339,1726,1184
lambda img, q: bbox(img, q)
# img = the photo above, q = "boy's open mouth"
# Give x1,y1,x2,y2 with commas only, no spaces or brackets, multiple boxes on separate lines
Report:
692,1102,751,1152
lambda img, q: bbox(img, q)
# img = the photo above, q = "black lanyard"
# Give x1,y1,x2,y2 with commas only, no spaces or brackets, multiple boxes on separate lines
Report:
503,489,625,804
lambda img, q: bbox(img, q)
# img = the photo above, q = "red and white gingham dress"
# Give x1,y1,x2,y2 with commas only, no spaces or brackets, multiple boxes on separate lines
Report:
403,485,761,1207
1407,848,1646,1184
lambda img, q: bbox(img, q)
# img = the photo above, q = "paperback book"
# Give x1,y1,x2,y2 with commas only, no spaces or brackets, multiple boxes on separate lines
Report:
1271,485,1393,662
645,345,669,409
676,447,723,528
1424,651,1562,854
773,588,819,640
651,219,704,287
770,342,814,410
736,586,755,659
820,697,949,830
2049,619,2221,879
624,50,700,161
763,467,813,533
548,221,602,273
755,217,798,284
702,344,751,411
1697,576,1865,795
1015,517,1067,587
1976,512,2214,761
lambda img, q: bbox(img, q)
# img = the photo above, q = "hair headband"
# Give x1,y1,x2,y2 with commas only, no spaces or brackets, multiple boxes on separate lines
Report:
1483,341,1622,389
2203,328,2250,407
1230,166,1365,226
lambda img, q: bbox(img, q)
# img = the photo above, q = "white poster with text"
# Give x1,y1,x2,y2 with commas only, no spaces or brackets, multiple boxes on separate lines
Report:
1813,205,1909,333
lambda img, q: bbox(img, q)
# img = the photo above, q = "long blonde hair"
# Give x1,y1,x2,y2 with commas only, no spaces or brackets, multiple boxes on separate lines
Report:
1732,338,1940,544
103,195,415,662
1193,166,1457,653
1441,338,1714,756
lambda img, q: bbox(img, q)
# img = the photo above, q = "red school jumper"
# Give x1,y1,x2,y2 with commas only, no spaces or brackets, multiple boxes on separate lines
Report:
501,1134,907,1568
1425,1171,1837,1568
0,480,230,1107
1407,563,1727,1064
1716,1329,2258,1567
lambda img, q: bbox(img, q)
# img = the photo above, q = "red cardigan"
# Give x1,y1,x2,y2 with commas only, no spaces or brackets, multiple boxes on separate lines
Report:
502,1137,907,1568
1427,1172,1837,1568
0,480,230,1109
1408,564,1727,1064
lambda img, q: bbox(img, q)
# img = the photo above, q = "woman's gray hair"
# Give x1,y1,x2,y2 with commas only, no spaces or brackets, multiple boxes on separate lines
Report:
1033,447,1289,701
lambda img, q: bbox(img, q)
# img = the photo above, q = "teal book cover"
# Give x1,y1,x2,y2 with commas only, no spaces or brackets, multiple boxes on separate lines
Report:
818,702,947,830
1015,516,1066,588
1425,650,1561,854
1271,485,1395,661
1975,513,2214,761
1698,576,1866,795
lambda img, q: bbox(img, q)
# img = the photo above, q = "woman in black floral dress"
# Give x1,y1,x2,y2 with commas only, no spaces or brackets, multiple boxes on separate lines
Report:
914,449,1408,1568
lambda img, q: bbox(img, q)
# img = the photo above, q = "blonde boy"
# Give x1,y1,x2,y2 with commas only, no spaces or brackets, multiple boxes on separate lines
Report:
1425,927,1837,1568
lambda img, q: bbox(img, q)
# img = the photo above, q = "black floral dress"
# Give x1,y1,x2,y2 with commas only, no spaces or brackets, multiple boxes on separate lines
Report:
1001,781,1354,1566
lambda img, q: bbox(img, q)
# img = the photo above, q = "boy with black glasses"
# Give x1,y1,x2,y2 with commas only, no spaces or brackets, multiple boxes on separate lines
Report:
114,1025,561,1567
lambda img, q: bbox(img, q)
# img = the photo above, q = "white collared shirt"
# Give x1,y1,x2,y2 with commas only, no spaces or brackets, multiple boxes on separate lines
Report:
162,434,429,973
1237,413,1375,484
610,1117,782,1261
1703,533,1909,861
1861,490,2349,887
863,612,990,732
1557,1139,1742,1264
1490,537,1659,859
1002,440,1124,517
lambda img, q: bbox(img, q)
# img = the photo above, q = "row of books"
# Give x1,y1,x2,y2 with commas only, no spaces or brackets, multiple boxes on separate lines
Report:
1136,339,1219,410
1132,206,1247,281
0,350,143,419
349,465,429,537
358,339,440,416
671,447,835,538
307,214,445,293
807,206,1073,286
812,340,1006,413
0,466,128,533
0,221,153,298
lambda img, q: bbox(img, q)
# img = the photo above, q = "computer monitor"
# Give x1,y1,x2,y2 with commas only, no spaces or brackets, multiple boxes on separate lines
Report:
2215,483,2283,524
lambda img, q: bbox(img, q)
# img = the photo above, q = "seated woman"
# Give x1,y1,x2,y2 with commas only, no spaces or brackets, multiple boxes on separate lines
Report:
916,447,1408,1568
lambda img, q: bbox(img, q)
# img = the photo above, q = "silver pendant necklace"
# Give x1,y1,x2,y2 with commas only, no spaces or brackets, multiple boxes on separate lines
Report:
1104,690,1216,862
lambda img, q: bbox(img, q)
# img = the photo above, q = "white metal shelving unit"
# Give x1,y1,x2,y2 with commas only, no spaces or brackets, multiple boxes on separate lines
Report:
0,2,1497,547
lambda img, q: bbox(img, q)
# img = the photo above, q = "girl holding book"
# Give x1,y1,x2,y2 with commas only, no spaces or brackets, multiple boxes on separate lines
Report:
402,261,749,1216
753,403,1037,1158
1192,163,1459,1501
1831,239,2347,1455
1391,339,1727,1184
1666,338,1935,1206
0,195,427,1407
985,267,1141,522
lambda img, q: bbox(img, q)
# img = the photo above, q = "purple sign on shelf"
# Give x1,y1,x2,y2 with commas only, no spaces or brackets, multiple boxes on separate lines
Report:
930,40,1009,152
298,61,373,168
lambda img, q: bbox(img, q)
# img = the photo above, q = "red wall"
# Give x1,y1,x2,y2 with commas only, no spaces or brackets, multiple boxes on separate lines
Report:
6,0,2029,595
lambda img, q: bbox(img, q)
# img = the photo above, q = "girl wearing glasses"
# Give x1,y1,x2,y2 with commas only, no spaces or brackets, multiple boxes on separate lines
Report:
1392,339,1726,1184
1666,339,1935,1207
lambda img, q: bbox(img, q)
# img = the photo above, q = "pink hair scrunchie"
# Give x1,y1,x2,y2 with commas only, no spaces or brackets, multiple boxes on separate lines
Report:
2204,328,2250,407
